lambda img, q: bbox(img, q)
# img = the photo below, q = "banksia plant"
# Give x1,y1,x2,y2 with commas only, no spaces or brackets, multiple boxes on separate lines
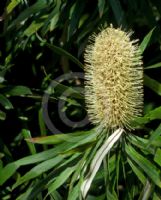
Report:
81,25,143,198
84,25,143,130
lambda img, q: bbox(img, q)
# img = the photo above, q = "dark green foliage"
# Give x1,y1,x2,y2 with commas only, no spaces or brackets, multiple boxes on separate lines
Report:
0,0,161,199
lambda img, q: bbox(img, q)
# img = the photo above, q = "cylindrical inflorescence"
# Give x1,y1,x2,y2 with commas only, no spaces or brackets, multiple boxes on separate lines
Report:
84,26,143,130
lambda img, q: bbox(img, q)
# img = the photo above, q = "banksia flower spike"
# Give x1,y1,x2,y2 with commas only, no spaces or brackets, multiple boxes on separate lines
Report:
85,25,143,130
81,25,143,198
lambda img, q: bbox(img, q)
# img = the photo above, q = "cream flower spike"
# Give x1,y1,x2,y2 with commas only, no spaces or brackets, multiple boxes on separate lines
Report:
81,25,143,198
84,24,143,130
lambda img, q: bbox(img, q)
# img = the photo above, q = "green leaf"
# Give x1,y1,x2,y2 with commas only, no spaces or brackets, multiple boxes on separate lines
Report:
87,195,106,200
0,147,63,185
98,0,105,17
41,0,61,35
48,166,76,194
38,109,47,137
50,80,83,99
26,153,80,200
38,108,47,150
144,74,161,96
0,94,13,109
67,183,80,200
5,86,32,96
125,144,161,188
7,0,21,14
145,106,161,121
50,13,59,31
147,124,161,147
0,162,18,186
7,0,48,32
0,110,6,120
153,192,161,200
106,188,118,200
127,158,146,185
50,191,63,200
68,0,85,40
36,34,84,69
13,155,65,189
127,135,154,154
24,20,44,37
138,180,154,200
145,62,161,70
45,43,84,69
139,28,155,53
27,129,96,145
154,148,161,167
108,0,126,27
22,129,36,155
16,186,33,200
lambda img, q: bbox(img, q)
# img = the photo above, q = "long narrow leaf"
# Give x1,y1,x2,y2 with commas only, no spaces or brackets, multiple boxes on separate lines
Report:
48,166,76,194
139,28,155,53
144,74,161,96
125,144,161,188
13,155,65,189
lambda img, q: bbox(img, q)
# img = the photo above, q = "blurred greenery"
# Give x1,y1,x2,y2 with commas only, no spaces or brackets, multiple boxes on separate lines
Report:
0,0,161,199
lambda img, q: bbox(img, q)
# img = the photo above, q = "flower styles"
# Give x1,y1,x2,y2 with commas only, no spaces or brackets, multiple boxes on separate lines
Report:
84,25,143,130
